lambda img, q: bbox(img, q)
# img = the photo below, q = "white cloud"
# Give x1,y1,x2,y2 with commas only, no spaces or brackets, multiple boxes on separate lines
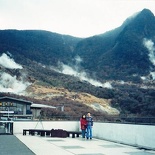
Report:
0,53,23,69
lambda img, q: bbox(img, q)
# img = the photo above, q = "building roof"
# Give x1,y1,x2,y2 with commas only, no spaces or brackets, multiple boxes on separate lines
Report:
0,96,33,105
31,103,56,109
0,96,56,109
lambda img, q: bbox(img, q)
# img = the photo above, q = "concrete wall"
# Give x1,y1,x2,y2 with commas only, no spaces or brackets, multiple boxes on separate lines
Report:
14,121,155,150
93,122,155,150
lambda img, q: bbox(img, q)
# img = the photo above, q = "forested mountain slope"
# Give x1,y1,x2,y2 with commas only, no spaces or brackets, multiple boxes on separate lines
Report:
1,9,155,118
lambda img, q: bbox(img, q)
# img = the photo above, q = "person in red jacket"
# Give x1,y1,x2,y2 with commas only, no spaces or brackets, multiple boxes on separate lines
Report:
80,114,87,138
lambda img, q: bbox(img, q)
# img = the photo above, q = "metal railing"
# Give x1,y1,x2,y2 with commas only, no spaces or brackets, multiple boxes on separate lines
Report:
0,121,13,135
30,115,155,125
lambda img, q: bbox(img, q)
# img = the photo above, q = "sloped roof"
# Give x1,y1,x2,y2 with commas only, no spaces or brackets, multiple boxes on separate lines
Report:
0,96,33,105
0,96,56,109
31,103,56,109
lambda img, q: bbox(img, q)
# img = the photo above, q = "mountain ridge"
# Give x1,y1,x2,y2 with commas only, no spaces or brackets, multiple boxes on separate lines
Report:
74,8,155,81
1,8,155,118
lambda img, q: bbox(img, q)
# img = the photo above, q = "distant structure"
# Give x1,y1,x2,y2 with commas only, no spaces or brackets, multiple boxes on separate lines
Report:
0,96,33,120
0,96,56,120
31,103,56,119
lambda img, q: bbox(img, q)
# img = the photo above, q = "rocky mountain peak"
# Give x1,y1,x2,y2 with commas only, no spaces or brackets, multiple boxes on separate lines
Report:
139,8,155,18
121,8,155,37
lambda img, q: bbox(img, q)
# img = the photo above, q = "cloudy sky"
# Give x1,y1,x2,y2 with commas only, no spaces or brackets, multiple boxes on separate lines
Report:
0,0,155,38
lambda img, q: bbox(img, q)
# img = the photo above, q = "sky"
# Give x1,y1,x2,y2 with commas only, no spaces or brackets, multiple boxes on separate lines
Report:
0,0,155,38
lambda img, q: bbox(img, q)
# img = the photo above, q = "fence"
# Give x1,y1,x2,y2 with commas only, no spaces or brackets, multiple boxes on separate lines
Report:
37,115,155,125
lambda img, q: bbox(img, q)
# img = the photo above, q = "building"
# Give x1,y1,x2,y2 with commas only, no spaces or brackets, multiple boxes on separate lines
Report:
0,96,33,120
0,96,57,134
31,103,56,119
0,96,56,120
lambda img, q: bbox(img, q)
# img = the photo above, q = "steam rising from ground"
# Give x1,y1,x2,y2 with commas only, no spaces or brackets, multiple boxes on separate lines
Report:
0,72,30,94
143,38,155,65
0,53,23,69
0,53,30,94
143,38,155,80
52,56,112,89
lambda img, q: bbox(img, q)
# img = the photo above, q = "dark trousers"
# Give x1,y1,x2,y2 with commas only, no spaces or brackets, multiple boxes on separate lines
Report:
81,129,86,138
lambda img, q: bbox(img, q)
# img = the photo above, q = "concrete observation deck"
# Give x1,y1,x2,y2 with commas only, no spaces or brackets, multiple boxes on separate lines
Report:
1,120,155,155
1,134,155,155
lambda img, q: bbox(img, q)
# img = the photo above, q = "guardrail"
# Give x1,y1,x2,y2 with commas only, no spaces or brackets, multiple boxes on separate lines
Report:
3,114,154,125
27,115,155,125
0,121,13,135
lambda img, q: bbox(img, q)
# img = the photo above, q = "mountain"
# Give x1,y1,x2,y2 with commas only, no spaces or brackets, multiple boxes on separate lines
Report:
0,30,81,66
0,9,155,82
75,9,155,81
1,9,155,119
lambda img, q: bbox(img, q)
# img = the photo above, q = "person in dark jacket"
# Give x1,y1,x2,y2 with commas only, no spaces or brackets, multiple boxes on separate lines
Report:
86,112,93,139
80,114,87,138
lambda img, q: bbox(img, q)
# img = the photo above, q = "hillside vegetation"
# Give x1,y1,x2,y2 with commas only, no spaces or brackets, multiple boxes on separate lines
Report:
1,9,155,119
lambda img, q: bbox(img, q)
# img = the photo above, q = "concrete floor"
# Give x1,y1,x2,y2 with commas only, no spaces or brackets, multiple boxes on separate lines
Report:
14,134,155,155
0,135,34,155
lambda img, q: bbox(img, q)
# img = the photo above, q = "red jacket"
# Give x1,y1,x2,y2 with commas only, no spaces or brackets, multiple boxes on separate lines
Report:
80,118,87,130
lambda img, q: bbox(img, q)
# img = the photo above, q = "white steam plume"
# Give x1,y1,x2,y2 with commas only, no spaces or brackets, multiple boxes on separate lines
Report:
0,52,31,94
150,72,155,80
0,53,23,69
143,38,155,66
143,38,155,80
0,72,30,94
75,55,82,64
60,63,105,87
52,56,113,89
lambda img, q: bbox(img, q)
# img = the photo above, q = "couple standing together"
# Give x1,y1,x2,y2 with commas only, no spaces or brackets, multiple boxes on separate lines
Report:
80,112,93,139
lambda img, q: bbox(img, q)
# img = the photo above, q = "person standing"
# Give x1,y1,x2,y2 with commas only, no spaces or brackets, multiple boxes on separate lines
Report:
80,115,87,138
86,112,93,139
